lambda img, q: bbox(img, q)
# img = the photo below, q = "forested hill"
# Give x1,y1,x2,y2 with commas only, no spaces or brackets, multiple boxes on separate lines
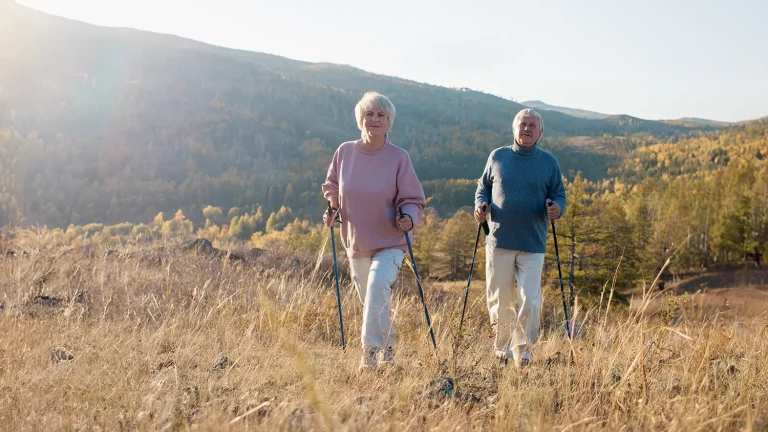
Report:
0,2,717,228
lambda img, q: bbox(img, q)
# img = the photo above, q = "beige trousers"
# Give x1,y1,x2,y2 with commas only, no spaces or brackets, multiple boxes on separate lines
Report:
486,244,545,365
349,248,405,350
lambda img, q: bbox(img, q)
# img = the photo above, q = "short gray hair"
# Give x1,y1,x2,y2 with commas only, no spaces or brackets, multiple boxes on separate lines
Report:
354,92,396,138
513,108,544,134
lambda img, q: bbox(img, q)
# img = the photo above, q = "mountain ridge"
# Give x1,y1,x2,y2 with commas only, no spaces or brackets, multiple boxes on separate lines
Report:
522,99,737,128
522,100,610,120
0,2,736,228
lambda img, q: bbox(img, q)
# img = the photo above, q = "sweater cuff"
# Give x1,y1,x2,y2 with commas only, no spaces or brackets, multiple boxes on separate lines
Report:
401,203,422,229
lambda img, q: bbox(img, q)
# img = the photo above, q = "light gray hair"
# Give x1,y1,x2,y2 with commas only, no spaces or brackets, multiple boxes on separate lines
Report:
513,108,544,134
354,92,396,138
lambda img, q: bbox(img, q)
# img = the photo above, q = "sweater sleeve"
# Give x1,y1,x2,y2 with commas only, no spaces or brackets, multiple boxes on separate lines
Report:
475,152,493,207
396,152,426,228
548,159,567,218
321,147,340,200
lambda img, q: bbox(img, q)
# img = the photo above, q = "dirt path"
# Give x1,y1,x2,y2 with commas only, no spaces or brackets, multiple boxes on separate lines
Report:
673,268,768,292
631,268,768,320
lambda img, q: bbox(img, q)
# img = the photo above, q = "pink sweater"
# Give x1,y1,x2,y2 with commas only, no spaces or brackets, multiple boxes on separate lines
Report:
322,140,426,258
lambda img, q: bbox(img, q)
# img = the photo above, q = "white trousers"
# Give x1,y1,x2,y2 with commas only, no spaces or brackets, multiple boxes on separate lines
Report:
349,248,405,350
486,245,545,364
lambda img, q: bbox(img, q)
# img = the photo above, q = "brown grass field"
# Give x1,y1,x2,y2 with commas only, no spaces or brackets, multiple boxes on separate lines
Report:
0,239,766,431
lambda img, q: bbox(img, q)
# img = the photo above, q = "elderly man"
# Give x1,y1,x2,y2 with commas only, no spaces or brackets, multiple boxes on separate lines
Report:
474,108,567,367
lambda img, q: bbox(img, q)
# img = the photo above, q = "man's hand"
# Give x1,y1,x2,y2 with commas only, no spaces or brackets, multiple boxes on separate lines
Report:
474,203,488,224
546,199,561,219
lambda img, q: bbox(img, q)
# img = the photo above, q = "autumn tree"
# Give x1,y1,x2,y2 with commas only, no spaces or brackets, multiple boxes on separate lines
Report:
412,206,444,278
266,206,294,233
435,209,478,280
202,205,226,226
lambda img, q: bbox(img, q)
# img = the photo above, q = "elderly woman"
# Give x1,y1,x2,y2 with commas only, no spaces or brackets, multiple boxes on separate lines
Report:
322,91,426,371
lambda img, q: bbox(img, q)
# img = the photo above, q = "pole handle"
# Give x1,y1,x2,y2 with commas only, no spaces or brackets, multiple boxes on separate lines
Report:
480,203,490,235
327,200,340,225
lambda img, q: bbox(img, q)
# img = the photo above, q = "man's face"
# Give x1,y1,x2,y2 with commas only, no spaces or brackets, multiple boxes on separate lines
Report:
514,115,542,147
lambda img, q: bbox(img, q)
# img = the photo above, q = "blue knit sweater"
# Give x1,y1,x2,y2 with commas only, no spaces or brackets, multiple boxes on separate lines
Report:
474,142,567,253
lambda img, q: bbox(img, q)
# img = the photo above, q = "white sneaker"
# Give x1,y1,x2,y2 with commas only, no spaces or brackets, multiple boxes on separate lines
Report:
359,347,378,371
380,346,395,366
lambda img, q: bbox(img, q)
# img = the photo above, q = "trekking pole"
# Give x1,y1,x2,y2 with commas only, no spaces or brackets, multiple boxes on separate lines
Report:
548,202,572,337
328,201,346,350
399,207,438,351
458,204,490,338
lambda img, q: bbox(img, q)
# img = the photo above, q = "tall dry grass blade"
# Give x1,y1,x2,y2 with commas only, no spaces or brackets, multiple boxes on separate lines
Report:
597,280,608,325
696,404,748,429
603,251,624,328
312,232,330,280
558,416,599,431
259,289,338,430
229,402,271,425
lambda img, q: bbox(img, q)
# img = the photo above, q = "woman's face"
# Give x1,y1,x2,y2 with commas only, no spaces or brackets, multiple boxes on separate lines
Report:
361,108,390,138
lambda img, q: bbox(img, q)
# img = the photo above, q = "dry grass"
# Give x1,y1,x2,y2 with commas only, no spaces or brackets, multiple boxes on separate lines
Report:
0,240,766,431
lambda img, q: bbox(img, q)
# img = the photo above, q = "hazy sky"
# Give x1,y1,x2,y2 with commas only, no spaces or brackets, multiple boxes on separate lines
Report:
18,0,768,122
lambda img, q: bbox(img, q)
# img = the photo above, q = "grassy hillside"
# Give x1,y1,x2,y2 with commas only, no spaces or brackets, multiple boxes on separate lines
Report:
0,239,765,430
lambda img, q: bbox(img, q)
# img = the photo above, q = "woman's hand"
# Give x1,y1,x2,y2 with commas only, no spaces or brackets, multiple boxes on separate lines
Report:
323,208,339,227
324,198,340,227
397,212,414,232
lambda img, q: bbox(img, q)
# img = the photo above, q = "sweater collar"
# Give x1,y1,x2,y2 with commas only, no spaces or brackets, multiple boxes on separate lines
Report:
512,140,539,156
356,139,389,155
